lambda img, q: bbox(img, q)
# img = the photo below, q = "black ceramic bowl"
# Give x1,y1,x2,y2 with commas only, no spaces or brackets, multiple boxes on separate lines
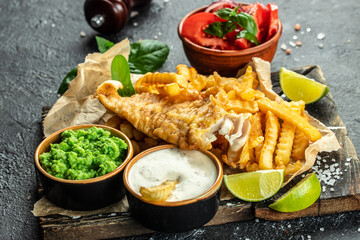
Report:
34,124,133,211
123,145,223,232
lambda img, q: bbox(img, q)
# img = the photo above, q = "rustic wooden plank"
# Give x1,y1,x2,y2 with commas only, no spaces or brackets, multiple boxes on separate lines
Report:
40,201,253,239
38,65,360,238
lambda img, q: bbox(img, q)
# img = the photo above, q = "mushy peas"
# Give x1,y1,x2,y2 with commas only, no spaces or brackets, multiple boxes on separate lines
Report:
40,127,128,180
128,148,218,201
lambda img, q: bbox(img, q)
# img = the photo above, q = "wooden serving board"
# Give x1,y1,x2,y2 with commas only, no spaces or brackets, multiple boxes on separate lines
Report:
38,66,360,240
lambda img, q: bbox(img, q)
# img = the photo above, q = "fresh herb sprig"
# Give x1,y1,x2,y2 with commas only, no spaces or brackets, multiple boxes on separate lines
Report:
111,55,135,97
57,37,169,95
203,7,259,45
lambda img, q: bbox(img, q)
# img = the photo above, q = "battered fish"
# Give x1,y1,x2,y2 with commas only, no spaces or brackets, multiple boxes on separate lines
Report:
96,80,250,163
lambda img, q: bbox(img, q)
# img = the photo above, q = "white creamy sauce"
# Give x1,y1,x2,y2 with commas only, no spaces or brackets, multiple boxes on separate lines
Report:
128,148,218,202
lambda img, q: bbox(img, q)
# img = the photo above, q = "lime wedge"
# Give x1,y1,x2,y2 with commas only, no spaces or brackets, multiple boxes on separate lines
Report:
224,170,284,202
279,67,329,104
268,172,321,212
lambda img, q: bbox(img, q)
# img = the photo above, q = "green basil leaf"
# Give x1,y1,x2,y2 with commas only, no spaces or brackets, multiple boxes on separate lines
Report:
214,8,236,20
203,22,225,38
237,30,260,45
128,40,170,74
204,21,237,38
111,55,135,97
95,36,115,53
230,12,257,36
57,68,78,95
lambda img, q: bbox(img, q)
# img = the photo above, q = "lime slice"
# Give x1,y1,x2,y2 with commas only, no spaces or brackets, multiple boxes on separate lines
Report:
224,170,284,202
279,67,329,104
268,172,321,212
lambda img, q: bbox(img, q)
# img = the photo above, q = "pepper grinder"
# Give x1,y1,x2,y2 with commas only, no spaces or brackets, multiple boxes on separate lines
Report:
84,0,152,34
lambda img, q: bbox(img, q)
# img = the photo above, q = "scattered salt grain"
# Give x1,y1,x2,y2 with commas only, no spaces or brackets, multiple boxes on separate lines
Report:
255,219,259,223
308,235,311,239
316,156,321,160
109,213,116,217
72,216,80,219
317,33,326,40
280,43,287,50
346,157,352,162
293,35,298,40
130,11,139,18
281,94,286,98
347,39,351,43
164,0,170,2
306,27,311,32
154,35,158,39
330,188,334,192
133,22,138,27
357,228,360,232
318,43,324,49
51,23,56,28
288,224,291,228
332,158,336,162
345,162,350,166
322,186,326,192
301,31,305,35
80,31,86,37
158,32,162,36
289,41,296,47
320,227,324,231
302,174,305,178
322,159,326,163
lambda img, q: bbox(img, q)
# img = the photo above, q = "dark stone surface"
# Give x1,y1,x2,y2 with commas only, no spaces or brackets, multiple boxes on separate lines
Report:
0,0,359,239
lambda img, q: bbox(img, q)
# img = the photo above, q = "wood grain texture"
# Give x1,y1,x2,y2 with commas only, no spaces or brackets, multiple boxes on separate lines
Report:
38,66,360,238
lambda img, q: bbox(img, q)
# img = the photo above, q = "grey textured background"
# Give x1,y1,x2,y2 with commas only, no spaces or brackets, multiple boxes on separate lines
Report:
0,0,359,239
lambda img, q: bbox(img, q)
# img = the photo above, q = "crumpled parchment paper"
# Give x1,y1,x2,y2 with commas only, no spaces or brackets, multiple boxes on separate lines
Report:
34,39,340,217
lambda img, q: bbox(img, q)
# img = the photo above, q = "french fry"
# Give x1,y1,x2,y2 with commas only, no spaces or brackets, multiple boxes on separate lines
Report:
189,75,207,91
238,141,250,169
292,129,309,160
157,83,181,96
135,72,188,93
144,137,158,148
257,98,322,142
104,115,122,129
176,64,192,80
259,111,280,170
131,140,140,156
140,180,178,202
275,121,296,167
239,88,256,101
227,100,259,113
120,122,134,139
246,161,259,172
227,90,237,100
240,66,254,89
284,161,302,176
133,128,145,141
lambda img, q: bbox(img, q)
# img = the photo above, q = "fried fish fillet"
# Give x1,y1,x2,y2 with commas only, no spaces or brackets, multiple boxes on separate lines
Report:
96,80,250,161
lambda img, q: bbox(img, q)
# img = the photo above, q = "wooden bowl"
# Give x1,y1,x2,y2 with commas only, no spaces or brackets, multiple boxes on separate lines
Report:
123,145,223,232
178,6,282,76
34,124,133,211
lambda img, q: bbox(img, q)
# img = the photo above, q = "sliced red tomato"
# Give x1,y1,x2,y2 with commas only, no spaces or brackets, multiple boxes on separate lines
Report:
247,3,270,44
181,12,236,50
235,38,254,50
266,3,279,41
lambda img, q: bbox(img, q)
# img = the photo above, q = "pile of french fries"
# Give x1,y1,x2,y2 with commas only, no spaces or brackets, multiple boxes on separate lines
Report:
106,64,322,176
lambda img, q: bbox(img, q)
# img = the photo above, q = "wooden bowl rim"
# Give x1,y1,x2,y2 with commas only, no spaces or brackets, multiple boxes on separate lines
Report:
178,5,283,56
34,124,134,184
123,145,223,207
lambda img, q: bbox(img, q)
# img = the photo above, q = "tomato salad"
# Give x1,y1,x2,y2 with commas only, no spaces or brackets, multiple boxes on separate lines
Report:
180,0,280,50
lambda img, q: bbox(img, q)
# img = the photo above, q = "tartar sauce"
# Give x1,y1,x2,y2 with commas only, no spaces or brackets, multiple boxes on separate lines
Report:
128,148,218,202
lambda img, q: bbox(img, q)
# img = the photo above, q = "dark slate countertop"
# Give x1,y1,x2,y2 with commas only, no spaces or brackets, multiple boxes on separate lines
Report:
0,0,359,239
